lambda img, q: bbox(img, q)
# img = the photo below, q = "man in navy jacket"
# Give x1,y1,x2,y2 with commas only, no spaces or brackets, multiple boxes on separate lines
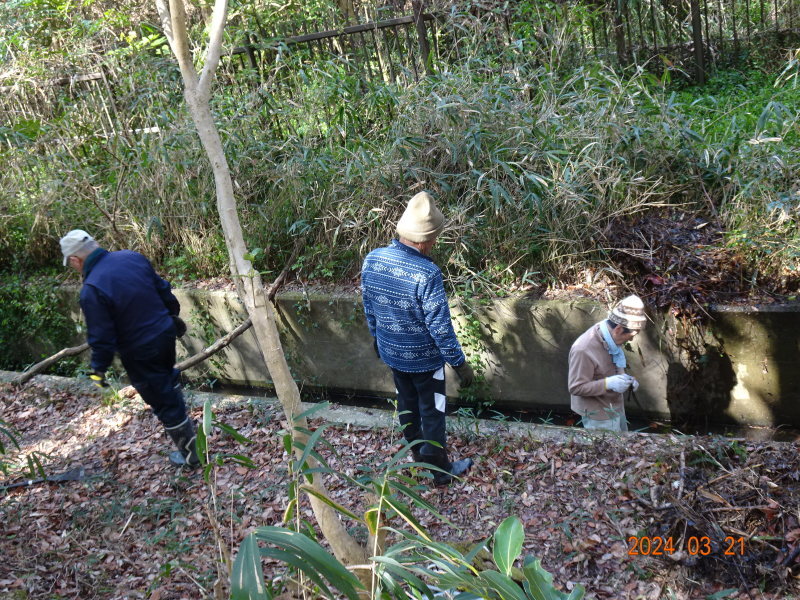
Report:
361,192,474,486
59,229,198,467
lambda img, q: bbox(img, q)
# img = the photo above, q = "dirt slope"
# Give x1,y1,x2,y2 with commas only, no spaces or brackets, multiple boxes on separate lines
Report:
1,380,799,599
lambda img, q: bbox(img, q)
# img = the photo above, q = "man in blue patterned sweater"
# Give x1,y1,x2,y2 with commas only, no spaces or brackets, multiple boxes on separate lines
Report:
361,192,475,486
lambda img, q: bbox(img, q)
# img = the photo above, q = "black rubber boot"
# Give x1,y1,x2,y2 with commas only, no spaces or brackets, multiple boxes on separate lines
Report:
165,417,200,468
424,448,473,487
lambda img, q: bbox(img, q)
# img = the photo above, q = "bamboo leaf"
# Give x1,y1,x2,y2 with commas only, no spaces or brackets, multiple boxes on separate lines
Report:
202,399,213,439
281,497,297,524
382,497,432,541
0,423,20,451
253,527,364,600
294,401,330,422
364,506,380,536
384,479,444,519
478,570,527,600
225,454,257,469
230,533,270,600
294,424,331,476
260,548,337,598
372,556,436,598
213,420,252,444
195,421,208,462
521,556,585,600
493,516,524,577
463,537,491,566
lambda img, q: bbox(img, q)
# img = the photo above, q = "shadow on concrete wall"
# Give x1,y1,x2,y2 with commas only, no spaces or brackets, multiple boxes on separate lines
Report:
665,341,736,429
457,297,604,413
708,308,800,429
177,291,267,389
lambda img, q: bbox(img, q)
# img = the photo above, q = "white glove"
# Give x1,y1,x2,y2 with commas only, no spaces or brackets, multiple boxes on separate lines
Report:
605,374,633,393
631,377,640,392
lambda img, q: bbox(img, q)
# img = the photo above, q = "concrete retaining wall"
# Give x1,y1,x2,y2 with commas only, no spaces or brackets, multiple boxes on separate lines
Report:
168,289,800,428
35,288,800,428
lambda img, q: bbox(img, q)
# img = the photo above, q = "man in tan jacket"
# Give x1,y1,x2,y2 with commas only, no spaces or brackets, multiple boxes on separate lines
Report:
568,295,646,432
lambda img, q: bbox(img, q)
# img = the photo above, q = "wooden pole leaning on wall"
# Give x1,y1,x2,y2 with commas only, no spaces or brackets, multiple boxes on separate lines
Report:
13,343,91,386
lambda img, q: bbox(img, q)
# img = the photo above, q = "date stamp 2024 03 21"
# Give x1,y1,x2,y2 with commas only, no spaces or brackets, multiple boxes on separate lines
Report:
628,536,746,557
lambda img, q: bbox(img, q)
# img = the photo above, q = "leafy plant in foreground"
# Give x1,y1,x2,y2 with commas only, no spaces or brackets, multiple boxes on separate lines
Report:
193,398,257,597
232,514,586,599
230,404,585,599
0,418,21,477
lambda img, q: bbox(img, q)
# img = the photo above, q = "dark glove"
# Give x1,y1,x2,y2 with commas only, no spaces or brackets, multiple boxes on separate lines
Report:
89,371,109,388
454,362,475,387
373,338,380,358
171,315,187,338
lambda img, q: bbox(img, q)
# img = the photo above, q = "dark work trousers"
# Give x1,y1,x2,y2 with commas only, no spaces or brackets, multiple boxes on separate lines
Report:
120,328,187,428
391,367,447,458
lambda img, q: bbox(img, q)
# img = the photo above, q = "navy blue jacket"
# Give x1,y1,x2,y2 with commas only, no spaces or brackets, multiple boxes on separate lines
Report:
80,249,179,372
362,239,466,373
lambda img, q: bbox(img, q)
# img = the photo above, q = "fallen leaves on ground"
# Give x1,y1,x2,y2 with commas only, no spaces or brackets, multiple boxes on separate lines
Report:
1,381,798,600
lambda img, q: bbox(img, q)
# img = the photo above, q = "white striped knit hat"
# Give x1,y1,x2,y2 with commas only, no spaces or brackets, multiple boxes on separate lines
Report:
608,295,647,330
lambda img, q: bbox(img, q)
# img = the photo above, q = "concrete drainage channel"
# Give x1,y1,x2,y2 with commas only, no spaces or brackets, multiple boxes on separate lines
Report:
30,289,800,430
3,370,798,443
1,371,592,444
297,386,800,443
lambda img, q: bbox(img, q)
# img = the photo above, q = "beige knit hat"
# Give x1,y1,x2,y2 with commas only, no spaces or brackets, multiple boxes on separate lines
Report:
396,192,445,243
608,295,647,330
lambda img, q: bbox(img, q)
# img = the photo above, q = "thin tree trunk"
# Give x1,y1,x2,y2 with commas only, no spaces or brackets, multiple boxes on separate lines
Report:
176,214,300,372
335,0,358,24
156,0,367,571
187,93,367,567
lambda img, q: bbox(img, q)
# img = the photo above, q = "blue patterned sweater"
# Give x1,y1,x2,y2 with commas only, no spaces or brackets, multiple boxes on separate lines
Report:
361,239,467,373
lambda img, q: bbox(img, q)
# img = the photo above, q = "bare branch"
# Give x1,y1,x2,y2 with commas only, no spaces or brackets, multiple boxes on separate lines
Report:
167,0,199,88
176,318,251,372
198,0,229,99
13,343,90,386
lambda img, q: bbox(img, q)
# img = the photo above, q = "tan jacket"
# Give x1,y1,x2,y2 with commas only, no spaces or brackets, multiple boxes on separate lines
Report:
568,323,625,421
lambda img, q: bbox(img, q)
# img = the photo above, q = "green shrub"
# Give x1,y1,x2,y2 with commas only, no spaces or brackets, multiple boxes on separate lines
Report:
0,277,80,371
1,3,798,300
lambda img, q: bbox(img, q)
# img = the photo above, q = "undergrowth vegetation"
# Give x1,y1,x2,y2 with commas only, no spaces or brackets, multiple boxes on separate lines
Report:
1,1,798,297
0,276,80,372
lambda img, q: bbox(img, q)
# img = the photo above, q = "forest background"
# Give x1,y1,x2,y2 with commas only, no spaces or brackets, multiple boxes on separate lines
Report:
1,0,800,373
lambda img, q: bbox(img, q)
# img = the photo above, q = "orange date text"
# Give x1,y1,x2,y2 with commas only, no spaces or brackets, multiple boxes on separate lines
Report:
627,536,745,556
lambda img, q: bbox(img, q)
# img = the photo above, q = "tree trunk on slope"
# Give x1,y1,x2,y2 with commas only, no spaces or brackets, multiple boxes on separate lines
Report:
155,0,367,570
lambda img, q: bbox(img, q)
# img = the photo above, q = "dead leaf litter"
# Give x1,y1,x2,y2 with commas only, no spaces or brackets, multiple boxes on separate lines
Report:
1,381,798,600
